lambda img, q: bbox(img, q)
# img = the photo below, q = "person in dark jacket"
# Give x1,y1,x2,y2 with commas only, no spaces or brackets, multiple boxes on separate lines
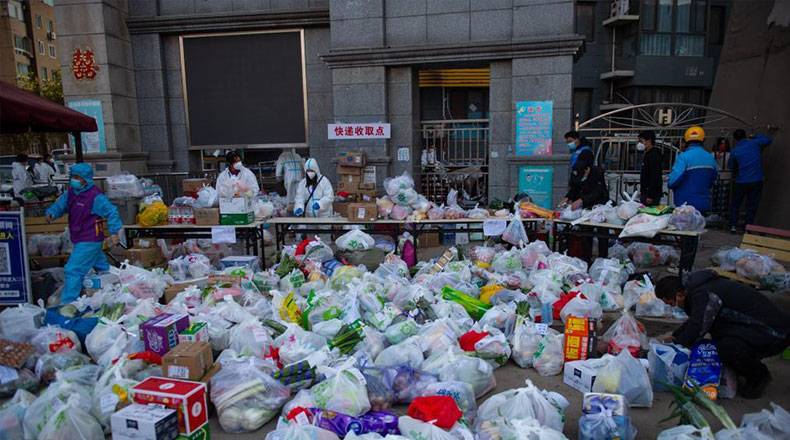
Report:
563,158,610,262
637,130,663,206
565,131,594,184
728,129,772,233
656,270,789,399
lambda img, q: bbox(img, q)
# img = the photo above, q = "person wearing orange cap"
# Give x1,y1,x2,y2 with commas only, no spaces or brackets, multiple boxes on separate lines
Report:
668,126,718,213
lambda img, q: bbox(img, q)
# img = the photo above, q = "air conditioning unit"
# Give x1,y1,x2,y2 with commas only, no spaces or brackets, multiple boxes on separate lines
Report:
47,31,56,40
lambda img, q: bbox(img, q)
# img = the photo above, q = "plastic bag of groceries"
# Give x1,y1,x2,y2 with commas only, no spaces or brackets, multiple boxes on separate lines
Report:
491,249,523,273
0,389,36,440
475,379,568,433
32,234,62,257
592,349,653,407
38,399,104,440
229,318,274,358
312,359,371,417
194,185,218,208
559,294,603,324
602,310,647,357
617,191,642,221
711,247,753,271
397,416,454,440
735,253,785,281
375,337,423,370
669,203,706,231
578,404,637,440
589,257,633,286
510,317,548,368
421,347,496,398
337,229,376,251
211,354,291,433
118,262,170,300
85,318,141,368
627,242,679,267
106,173,144,199
24,367,98,439
737,402,790,439
619,213,671,238
385,172,415,196
136,196,168,227
380,365,439,404
420,381,477,423
560,206,583,221
274,325,327,366
427,204,445,220
532,331,565,376
657,425,715,440
30,325,81,354
624,276,668,317
266,423,340,440
648,340,691,392
501,215,528,245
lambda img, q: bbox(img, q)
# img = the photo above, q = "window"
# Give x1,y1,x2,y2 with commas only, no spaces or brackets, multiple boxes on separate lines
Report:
38,40,45,55
575,3,596,42
48,44,56,58
13,34,31,54
573,89,594,123
35,15,42,28
47,20,54,33
640,0,707,57
8,1,24,20
41,67,48,80
43,0,54,6
709,6,726,45
16,63,29,76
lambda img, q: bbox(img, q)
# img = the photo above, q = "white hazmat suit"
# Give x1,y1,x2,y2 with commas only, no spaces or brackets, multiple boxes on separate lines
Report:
293,158,334,217
275,149,305,204
12,161,32,198
216,163,260,198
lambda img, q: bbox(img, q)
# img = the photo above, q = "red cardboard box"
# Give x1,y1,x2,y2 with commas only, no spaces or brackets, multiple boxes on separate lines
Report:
131,376,208,435
564,316,597,362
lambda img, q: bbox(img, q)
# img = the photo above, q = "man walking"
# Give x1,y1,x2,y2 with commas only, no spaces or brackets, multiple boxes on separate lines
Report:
637,130,663,206
728,129,771,232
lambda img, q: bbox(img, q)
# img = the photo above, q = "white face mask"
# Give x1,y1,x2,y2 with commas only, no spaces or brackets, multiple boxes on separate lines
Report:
636,142,646,152
233,162,243,171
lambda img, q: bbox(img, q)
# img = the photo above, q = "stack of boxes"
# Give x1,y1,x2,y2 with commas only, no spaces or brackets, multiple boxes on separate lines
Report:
183,178,220,225
335,151,378,220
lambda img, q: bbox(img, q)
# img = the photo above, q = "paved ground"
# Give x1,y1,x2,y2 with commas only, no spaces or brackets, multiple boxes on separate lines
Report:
218,229,790,438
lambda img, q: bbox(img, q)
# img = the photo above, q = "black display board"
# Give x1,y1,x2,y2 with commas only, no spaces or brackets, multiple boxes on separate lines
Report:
181,31,307,147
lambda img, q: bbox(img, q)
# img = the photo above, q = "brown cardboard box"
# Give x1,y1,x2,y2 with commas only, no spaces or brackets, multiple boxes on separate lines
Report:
348,202,377,221
193,208,219,225
337,151,366,167
163,278,206,304
357,189,377,202
338,174,362,193
333,202,351,216
337,165,363,176
162,341,214,381
182,178,211,194
126,247,165,268
358,182,376,191
419,232,441,247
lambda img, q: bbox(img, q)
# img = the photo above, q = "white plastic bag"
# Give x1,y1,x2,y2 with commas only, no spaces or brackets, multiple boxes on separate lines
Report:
475,379,567,433
195,185,218,208
491,249,523,273
657,425,715,440
336,229,376,251
39,400,104,440
501,216,528,245
420,348,496,398
375,337,423,370
0,389,36,440
266,424,340,440
312,360,371,417
559,295,603,324
398,416,455,440
648,341,691,391
533,332,564,376
106,173,144,199
617,191,641,221
619,213,671,238
592,349,653,407
669,203,706,232
739,402,790,439
510,317,545,368
229,319,274,358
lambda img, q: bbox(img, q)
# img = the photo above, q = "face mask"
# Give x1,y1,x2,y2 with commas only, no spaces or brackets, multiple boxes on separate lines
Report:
233,162,243,171
69,179,83,190
306,171,316,179
567,142,577,151
636,142,646,152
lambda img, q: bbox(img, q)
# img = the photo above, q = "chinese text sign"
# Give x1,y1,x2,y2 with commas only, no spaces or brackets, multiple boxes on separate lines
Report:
67,99,106,154
328,123,391,140
0,212,31,304
515,101,553,156
518,166,554,209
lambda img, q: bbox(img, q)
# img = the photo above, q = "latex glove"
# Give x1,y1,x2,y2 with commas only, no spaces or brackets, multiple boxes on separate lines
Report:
294,207,304,216
312,202,320,211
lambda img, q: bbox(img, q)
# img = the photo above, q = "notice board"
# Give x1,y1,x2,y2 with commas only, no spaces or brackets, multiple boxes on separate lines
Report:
0,211,31,304
518,166,554,209
515,100,553,156
181,30,307,148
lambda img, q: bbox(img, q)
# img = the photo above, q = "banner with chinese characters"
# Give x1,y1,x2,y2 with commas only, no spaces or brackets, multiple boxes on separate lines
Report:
518,166,554,209
67,99,106,154
515,100,553,156
0,211,31,304
328,123,391,140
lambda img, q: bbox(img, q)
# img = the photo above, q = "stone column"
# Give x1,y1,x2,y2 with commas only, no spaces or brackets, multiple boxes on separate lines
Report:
55,0,146,175
387,66,420,183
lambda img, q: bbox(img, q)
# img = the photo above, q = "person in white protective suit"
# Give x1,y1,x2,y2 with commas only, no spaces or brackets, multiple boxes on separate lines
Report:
275,148,304,204
216,151,260,197
293,158,334,217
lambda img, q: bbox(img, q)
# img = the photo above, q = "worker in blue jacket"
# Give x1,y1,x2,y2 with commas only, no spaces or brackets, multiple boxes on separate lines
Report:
45,163,123,304
728,129,771,232
668,126,718,213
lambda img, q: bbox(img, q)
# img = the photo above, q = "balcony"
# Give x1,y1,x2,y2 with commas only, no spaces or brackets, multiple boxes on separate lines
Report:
603,14,639,27
600,70,635,80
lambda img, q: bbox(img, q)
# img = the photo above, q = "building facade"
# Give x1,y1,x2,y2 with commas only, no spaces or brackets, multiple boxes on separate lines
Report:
0,0,59,84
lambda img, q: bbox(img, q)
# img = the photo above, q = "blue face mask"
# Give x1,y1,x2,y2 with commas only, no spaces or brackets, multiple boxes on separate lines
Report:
567,141,577,151
69,178,83,190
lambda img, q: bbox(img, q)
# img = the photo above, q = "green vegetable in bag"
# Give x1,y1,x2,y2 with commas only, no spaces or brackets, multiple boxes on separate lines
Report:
441,286,491,321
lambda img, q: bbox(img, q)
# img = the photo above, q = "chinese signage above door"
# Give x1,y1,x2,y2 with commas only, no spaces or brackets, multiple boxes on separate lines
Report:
515,101,553,156
328,123,391,140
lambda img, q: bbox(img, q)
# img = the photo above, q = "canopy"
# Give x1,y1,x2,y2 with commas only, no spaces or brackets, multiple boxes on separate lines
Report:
0,80,97,134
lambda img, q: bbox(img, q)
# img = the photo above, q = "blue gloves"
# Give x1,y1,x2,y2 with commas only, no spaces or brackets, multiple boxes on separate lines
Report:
312,202,321,211
294,207,304,216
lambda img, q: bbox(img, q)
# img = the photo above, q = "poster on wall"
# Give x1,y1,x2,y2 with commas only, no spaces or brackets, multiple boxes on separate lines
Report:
67,99,106,154
518,166,554,209
515,100,553,156
0,211,31,304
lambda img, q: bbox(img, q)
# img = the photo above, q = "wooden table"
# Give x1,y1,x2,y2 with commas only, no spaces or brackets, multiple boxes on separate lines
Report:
551,219,703,275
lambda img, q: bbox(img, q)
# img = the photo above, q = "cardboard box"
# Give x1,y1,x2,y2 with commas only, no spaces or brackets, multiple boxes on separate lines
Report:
140,313,191,356
348,202,377,221
131,377,208,435
338,151,366,167
193,208,219,225
337,165,362,176
563,359,604,393
175,423,210,440
126,247,166,268
111,403,179,440
333,202,351,217
163,278,208,304
178,322,209,344
219,197,253,225
564,316,598,362
358,182,376,191
419,232,441,248
357,189,377,202
182,178,211,195
338,174,362,193
162,341,214,381
362,165,376,184
582,392,628,416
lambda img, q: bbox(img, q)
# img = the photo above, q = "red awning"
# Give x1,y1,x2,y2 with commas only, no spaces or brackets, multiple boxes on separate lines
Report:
0,80,98,134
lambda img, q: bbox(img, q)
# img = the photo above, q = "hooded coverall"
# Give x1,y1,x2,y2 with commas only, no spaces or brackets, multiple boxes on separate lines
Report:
216,163,260,197
276,149,305,204
293,158,334,217
45,163,123,303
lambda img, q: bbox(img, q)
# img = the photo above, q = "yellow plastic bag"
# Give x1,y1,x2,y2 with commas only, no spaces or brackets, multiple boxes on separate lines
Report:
479,284,504,304
137,201,168,226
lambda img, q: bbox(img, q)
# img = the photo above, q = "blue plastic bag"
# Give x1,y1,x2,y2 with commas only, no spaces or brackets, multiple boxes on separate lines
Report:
684,341,721,400
44,307,98,347
648,341,691,391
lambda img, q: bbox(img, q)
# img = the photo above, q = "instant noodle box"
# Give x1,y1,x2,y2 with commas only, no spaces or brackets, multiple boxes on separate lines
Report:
140,313,191,356
564,316,597,362
132,377,208,435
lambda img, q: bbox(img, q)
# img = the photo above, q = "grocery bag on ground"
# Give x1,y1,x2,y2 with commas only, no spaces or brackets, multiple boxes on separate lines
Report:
592,349,653,407
559,294,602,324
266,423,341,440
380,365,439,404
589,257,633,287
501,216,528,245
374,336,423,370
510,317,547,368
420,348,496,398
397,416,455,440
313,360,371,417
211,354,291,432
739,402,790,439
648,340,691,391
38,399,104,440
619,213,670,238
475,379,568,433
657,425,715,440
601,310,646,356
533,332,565,376
578,405,637,440
337,229,376,251
0,389,35,440
420,381,477,423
